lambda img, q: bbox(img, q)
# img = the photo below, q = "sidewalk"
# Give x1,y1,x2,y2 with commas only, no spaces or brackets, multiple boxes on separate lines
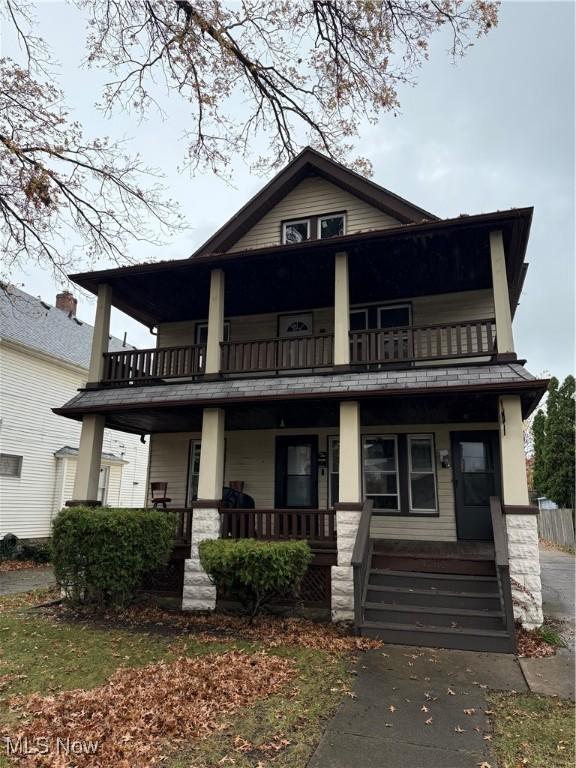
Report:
539,545,575,650
309,645,527,768
0,566,56,596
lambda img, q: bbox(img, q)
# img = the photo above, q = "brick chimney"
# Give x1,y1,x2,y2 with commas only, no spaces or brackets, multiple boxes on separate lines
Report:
55,290,78,317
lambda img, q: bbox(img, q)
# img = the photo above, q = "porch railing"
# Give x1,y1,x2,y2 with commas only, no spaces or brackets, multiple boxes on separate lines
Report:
349,318,496,366
220,508,336,544
220,334,334,374
351,500,374,630
489,496,516,653
102,344,205,384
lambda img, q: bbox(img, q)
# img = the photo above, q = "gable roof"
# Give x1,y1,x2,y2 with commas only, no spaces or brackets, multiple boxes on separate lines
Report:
0,285,134,369
191,147,438,258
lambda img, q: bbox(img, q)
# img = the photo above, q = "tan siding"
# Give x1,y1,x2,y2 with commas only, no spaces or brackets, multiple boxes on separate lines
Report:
412,290,494,325
0,344,149,538
232,176,400,251
148,423,498,542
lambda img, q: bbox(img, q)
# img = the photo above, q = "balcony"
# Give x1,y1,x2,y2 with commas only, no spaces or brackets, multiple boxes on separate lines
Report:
100,318,496,387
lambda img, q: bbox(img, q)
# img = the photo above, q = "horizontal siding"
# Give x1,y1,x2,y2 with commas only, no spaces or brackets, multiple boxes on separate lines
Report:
156,293,493,352
232,176,400,251
0,345,149,538
148,423,498,543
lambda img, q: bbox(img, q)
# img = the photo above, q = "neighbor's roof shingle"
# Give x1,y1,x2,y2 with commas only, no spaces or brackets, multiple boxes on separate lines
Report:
0,286,134,369
56,364,541,415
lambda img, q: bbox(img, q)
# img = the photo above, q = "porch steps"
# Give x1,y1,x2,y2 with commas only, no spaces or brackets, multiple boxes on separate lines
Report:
357,542,515,653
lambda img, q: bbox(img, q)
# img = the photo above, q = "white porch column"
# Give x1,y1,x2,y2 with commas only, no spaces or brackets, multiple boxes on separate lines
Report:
331,400,363,622
183,407,225,612
69,283,112,504
489,230,515,356
334,251,350,366
71,415,106,502
88,283,113,383
204,268,225,375
498,394,543,628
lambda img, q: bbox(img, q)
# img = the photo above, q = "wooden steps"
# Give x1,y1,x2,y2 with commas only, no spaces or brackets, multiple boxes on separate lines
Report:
356,541,515,653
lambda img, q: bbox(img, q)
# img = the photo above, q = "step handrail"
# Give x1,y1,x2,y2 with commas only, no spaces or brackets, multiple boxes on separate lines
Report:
489,496,516,652
351,499,374,630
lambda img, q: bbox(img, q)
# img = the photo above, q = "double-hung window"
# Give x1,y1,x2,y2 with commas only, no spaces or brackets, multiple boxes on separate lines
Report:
363,436,399,511
187,440,202,504
408,435,437,513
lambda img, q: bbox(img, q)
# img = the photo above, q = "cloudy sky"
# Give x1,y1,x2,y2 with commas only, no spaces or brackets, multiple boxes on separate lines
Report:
5,1,575,381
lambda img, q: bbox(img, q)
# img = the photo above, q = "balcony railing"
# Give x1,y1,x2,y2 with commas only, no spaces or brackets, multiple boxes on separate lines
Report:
102,344,205,385
349,318,496,366
100,319,497,386
220,334,333,374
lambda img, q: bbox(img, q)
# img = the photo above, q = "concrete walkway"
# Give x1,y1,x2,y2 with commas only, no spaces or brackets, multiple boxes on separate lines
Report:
309,645,527,768
0,567,55,596
539,546,575,648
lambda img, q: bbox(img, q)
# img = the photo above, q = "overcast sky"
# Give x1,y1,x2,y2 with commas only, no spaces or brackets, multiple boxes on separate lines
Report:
4,1,575,381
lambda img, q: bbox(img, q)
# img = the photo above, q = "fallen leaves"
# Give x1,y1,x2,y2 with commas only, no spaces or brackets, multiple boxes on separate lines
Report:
515,625,556,658
50,603,382,654
7,650,295,767
0,560,51,573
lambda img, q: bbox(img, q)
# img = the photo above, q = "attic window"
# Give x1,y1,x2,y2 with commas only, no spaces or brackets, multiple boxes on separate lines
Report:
319,213,346,239
282,219,310,245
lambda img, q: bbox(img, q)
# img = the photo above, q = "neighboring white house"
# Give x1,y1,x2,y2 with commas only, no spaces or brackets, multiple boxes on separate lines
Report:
0,286,149,540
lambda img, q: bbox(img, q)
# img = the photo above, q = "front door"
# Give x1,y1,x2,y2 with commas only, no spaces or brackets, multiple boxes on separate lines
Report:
275,436,318,509
452,431,501,541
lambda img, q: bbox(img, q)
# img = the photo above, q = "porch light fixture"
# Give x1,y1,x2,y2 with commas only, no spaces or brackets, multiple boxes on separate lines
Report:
318,451,328,475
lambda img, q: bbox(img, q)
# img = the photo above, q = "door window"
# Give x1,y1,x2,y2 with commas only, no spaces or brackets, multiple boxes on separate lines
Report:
459,441,495,506
286,445,312,506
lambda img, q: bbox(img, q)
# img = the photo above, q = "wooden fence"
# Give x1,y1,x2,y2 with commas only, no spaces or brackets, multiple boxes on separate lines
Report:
538,508,575,547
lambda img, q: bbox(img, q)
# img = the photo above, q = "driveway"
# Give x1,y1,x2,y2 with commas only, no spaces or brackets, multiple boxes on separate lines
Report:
539,546,575,649
309,645,527,768
0,566,56,596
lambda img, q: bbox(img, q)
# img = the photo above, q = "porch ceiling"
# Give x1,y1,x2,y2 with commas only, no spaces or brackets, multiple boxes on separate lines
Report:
53,364,547,435
68,208,532,327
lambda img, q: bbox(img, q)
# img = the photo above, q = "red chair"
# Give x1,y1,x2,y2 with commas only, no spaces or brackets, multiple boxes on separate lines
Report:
151,482,172,509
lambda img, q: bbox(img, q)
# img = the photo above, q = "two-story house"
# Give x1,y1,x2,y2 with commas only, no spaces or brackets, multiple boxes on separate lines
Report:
55,149,547,651
0,286,149,540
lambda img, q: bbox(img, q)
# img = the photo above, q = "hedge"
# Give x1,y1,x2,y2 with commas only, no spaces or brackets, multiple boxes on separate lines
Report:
52,507,175,607
199,538,312,619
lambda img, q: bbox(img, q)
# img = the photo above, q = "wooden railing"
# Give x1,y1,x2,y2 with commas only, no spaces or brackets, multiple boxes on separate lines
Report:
350,318,496,366
489,496,516,653
220,334,333,374
220,508,336,544
102,345,205,384
351,500,374,630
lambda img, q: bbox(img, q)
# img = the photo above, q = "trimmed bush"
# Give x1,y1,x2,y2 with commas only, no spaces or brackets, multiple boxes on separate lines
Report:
199,538,312,619
52,507,175,607
18,540,52,563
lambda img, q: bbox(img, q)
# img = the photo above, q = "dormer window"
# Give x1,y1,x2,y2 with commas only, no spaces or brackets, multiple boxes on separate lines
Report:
319,213,346,239
282,219,310,244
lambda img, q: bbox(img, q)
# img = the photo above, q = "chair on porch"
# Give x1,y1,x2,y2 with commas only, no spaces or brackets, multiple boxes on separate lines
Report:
151,482,172,509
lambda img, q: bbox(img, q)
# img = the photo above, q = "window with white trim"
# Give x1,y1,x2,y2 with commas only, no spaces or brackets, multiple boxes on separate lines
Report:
363,436,399,511
408,434,437,513
187,440,202,504
0,454,22,477
282,219,310,244
318,213,346,239
97,466,109,504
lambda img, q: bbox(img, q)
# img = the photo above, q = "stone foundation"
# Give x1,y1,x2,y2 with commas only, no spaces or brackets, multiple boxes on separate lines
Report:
506,514,543,628
331,508,362,622
182,507,220,612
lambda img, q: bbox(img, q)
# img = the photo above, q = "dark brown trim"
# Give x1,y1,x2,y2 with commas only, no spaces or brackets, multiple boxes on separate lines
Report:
53,377,549,419
191,499,223,508
503,505,539,515
190,148,436,258
492,352,518,363
333,501,364,511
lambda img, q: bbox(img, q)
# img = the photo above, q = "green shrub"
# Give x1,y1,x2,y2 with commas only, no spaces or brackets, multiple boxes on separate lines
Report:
18,540,52,563
199,538,312,619
52,507,175,607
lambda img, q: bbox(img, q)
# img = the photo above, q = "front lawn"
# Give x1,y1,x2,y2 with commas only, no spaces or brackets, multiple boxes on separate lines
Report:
489,691,575,768
0,590,361,767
